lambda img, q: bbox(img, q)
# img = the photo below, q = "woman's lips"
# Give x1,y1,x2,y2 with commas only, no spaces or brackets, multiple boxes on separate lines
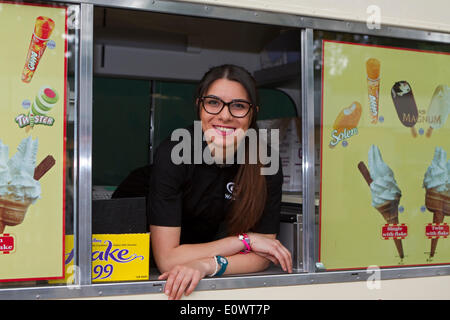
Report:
213,125,236,136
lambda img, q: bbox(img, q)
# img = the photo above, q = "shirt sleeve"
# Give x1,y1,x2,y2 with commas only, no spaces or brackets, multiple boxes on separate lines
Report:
252,160,283,234
147,139,187,227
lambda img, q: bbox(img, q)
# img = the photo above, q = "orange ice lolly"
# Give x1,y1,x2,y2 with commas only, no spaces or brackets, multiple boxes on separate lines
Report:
329,101,362,148
21,16,55,83
332,101,362,134
366,58,381,124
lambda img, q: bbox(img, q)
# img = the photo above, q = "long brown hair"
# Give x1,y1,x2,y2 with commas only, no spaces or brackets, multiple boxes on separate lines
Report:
196,64,267,235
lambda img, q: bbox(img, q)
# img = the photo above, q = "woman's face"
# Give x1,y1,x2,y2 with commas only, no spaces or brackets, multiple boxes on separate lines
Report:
200,78,253,153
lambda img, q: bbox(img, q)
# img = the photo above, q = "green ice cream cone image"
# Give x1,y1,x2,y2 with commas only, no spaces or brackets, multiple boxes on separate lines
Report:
31,85,59,119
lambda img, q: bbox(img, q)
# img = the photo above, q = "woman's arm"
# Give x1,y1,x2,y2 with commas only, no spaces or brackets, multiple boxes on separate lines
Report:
159,252,271,300
156,232,292,300
151,226,292,274
150,225,247,273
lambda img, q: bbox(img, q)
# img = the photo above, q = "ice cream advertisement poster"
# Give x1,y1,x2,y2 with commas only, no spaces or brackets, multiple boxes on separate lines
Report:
319,40,450,270
0,3,67,281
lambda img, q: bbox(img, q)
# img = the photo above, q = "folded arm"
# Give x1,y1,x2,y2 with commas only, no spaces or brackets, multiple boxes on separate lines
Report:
150,225,250,273
151,225,292,300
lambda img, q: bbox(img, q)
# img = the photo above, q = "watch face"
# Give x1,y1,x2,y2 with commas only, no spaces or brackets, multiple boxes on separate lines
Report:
239,235,244,240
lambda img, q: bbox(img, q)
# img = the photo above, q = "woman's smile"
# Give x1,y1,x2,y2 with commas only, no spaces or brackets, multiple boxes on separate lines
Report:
213,125,236,136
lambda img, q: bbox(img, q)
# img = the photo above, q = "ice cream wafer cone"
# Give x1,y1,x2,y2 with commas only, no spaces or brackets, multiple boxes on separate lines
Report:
425,187,450,216
0,196,32,234
425,187,450,258
376,198,404,259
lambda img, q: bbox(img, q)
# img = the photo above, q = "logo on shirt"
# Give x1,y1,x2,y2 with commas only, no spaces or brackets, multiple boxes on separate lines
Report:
225,182,234,200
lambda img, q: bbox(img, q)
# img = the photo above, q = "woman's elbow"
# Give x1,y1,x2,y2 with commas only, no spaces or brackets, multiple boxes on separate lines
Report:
153,252,178,273
154,256,182,273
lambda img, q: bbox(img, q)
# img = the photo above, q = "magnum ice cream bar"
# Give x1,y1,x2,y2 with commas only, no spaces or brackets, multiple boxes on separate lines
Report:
366,58,380,124
21,16,55,83
391,81,419,137
425,85,450,138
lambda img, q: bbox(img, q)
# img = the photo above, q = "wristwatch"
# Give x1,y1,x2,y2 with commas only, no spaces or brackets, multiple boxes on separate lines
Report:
238,233,251,254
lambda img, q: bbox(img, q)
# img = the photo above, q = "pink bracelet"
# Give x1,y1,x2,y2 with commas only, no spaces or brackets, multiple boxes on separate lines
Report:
238,233,251,254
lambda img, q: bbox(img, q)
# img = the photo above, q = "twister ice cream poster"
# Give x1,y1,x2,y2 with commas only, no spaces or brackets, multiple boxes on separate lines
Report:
0,2,67,281
319,40,450,270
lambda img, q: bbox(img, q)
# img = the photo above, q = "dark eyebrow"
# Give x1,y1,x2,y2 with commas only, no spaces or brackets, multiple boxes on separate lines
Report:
203,95,221,100
230,99,251,103
204,95,251,105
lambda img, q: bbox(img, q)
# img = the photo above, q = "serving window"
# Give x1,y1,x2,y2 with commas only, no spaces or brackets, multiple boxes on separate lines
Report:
90,7,303,283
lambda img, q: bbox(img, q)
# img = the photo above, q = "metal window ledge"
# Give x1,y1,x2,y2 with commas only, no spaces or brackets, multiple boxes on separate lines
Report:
1,265,450,300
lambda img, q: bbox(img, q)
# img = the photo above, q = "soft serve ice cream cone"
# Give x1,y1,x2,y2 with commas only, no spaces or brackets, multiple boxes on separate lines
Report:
0,137,41,234
423,147,450,258
358,145,404,259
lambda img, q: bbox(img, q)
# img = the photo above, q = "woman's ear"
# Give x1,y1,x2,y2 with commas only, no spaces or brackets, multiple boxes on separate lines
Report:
255,105,260,113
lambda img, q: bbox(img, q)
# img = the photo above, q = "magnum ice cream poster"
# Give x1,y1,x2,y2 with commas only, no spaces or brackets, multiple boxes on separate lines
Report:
319,40,450,270
0,3,67,281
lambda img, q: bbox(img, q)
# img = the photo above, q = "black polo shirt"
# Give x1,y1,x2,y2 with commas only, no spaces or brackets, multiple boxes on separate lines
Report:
148,126,283,244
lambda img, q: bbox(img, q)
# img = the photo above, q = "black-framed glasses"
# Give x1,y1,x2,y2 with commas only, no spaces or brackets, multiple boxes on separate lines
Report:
200,95,253,118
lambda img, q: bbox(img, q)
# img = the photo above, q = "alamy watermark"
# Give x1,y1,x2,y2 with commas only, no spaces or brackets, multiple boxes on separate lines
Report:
366,265,381,290
170,121,279,175
366,5,381,30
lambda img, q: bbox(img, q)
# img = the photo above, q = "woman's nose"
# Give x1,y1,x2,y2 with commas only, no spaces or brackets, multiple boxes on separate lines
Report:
218,104,233,121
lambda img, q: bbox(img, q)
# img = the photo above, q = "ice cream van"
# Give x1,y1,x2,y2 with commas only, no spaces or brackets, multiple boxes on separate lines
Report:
0,0,449,302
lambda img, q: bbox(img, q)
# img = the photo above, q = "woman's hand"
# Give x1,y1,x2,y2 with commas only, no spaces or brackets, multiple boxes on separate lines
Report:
246,233,293,273
158,257,215,300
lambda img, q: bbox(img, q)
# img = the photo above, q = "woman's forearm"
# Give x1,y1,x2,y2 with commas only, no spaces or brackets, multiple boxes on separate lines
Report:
223,253,271,275
154,235,246,273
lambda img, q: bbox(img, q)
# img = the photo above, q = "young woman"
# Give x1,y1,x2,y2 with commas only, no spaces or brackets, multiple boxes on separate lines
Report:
149,64,292,300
